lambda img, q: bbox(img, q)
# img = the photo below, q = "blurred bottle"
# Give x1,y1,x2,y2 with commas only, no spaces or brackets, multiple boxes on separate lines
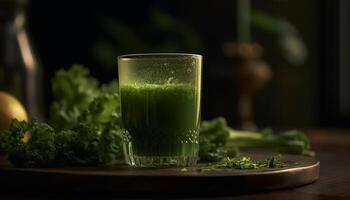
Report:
0,0,43,119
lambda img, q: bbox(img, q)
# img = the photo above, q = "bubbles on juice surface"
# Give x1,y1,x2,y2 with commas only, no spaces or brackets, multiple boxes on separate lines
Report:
179,129,199,144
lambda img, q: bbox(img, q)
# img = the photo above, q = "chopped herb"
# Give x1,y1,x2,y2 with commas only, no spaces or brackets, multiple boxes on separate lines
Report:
198,155,286,171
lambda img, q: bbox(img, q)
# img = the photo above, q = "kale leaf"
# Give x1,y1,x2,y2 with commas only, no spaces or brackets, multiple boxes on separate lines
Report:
0,65,123,167
0,119,56,167
49,65,99,130
199,118,239,162
1,119,122,167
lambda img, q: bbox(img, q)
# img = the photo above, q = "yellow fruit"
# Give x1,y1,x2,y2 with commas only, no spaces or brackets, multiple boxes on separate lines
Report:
0,91,30,143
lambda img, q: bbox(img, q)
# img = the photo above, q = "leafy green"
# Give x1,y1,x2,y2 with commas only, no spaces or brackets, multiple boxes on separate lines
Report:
228,128,315,157
49,65,124,163
79,93,120,126
0,120,26,155
0,65,123,167
97,120,123,164
0,119,122,167
77,93,123,162
198,117,314,162
49,65,99,130
199,118,239,162
54,124,100,166
77,86,123,161
200,155,285,171
0,119,56,167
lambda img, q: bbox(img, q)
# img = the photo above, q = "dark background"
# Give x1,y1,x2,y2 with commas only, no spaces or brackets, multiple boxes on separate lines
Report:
25,0,350,128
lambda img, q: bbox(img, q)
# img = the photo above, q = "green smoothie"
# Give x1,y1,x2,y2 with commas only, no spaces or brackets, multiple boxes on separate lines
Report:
120,83,200,157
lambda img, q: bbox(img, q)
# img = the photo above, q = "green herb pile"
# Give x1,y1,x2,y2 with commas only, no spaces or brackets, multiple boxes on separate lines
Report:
0,65,314,168
199,155,285,171
1,65,123,167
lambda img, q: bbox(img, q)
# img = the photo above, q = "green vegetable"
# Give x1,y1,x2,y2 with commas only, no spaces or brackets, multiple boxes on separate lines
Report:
77,88,123,162
228,128,315,157
0,119,122,167
50,64,124,162
54,122,121,166
0,65,123,167
79,93,121,126
200,155,285,171
0,119,56,167
49,65,120,130
199,118,239,162
199,117,314,162
49,65,99,130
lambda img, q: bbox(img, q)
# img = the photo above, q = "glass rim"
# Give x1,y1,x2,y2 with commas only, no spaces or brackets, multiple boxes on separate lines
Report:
118,53,202,60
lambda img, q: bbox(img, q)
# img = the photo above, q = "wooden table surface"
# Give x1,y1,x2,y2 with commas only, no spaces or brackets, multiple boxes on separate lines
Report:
0,129,349,200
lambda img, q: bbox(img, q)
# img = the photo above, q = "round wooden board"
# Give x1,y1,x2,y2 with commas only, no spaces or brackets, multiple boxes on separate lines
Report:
0,152,319,197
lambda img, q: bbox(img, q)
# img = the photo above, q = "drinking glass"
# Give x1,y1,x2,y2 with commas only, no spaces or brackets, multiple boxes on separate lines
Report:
118,53,202,167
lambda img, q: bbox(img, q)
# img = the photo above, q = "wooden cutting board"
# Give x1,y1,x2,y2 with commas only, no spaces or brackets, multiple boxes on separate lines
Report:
0,152,319,197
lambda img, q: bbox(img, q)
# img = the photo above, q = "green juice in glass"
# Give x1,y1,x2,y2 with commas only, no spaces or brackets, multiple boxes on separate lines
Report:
118,53,202,167
120,83,200,165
